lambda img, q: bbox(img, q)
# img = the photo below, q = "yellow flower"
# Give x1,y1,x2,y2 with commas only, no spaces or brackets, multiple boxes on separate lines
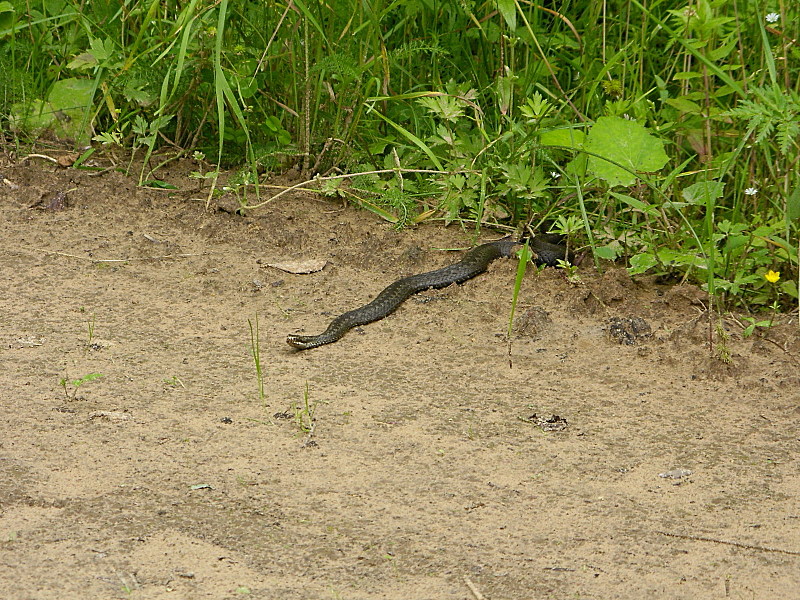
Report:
765,270,780,283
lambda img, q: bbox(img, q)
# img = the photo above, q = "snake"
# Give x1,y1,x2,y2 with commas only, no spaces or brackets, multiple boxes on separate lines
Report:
286,236,567,350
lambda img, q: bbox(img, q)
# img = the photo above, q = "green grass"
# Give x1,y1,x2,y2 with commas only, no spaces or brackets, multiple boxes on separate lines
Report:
247,314,266,407
1,0,797,312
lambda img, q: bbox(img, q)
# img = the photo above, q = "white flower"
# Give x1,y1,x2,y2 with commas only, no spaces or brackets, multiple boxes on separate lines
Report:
765,13,780,23
744,187,758,196
551,171,561,179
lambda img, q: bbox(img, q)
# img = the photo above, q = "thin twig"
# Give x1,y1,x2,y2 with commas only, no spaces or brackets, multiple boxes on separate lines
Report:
657,530,800,556
10,246,212,263
241,168,456,210
20,153,60,164
464,576,486,600
759,335,800,367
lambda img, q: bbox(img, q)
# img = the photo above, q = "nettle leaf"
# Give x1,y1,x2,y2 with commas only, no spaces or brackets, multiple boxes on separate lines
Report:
585,116,669,187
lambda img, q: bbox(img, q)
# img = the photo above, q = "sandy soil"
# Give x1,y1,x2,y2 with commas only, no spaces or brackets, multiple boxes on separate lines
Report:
1,157,799,600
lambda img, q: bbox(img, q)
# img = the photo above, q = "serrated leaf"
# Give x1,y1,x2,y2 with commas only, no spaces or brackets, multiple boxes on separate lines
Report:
89,37,114,62
628,252,658,275
585,116,669,187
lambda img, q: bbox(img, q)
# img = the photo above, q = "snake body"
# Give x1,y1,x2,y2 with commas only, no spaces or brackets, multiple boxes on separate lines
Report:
286,237,565,350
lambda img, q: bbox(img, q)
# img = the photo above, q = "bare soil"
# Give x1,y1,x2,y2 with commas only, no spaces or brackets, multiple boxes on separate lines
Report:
2,157,799,600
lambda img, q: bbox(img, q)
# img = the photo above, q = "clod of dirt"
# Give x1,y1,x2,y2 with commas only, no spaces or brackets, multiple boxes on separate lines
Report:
569,268,638,314
514,306,552,339
607,316,653,345
663,284,707,309
522,413,568,432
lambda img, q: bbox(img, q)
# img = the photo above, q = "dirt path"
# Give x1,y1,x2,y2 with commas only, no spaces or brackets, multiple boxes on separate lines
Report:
2,159,799,599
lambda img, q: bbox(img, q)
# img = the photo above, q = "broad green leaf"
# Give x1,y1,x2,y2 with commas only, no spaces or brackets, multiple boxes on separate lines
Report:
665,97,702,113
48,77,94,111
539,128,585,149
496,0,516,32
673,72,703,80
595,245,619,261
0,1,14,31
780,280,798,299
585,116,669,187
787,186,800,222
628,252,658,275
682,180,724,205
609,191,661,217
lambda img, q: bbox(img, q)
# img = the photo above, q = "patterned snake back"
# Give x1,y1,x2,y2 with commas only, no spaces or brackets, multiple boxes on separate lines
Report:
286,237,565,350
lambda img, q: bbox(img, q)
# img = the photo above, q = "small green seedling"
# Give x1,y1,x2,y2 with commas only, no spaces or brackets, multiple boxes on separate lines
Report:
60,373,104,399
162,375,186,388
87,313,96,344
557,258,580,281
293,382,316,434
741,316,774,338
248,314,266,406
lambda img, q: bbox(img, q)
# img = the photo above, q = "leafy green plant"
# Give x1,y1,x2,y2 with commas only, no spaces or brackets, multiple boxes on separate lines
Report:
60,373,104,400
2,0,798,313
293,382,316,436
741,315,775,338
162,376,185,389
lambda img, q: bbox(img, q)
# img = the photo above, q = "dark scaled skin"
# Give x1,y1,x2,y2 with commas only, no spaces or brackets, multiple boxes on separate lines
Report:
286,237,566,350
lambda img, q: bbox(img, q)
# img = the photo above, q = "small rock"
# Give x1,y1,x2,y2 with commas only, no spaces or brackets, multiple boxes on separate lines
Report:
658,468,693,479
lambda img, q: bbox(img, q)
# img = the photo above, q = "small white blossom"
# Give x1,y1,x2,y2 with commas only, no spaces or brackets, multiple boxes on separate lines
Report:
765,13,780,23
744,187,758,196
551,171,561,179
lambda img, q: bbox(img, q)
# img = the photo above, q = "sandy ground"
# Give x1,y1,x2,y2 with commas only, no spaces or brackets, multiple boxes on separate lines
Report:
1,157,799,600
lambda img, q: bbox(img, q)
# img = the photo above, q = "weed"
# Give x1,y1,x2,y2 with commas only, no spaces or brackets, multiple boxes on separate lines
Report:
162,376,186,389
714,322,733,365
293,382,317,435
86,313,96,345
247,314,266,407
60,373,104,400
